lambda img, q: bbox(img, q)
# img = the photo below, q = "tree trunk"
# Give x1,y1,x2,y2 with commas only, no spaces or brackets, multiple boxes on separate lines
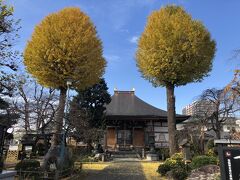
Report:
215,117,221,139
52,87,67,146
215,129,221,139
24,103,30,133
166,83,177,156
42,87,67,170
200,127,205,154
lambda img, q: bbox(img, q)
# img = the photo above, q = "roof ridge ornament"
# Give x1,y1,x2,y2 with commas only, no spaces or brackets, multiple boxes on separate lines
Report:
113,88,135,94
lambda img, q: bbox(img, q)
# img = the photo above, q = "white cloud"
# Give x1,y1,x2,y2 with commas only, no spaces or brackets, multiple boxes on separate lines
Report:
129,36,139,44
99,0,157,31
104,54,121,63
104,54,122,71
119,28,129,34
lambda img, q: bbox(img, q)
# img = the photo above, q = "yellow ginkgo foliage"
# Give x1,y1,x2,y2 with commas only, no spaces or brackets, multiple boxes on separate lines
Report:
136,5,216,155
136,5,215,87
24,7,106,90
24,7,106,170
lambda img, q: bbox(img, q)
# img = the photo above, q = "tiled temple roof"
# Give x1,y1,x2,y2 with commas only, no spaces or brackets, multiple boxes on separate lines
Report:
106,90,189,121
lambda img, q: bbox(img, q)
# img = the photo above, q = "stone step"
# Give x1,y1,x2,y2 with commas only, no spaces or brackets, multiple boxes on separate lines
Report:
112,154,138,158
111,151,137,155
111,151,141,159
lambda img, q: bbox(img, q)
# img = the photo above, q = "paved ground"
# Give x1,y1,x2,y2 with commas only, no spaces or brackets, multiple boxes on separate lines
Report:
82,161,146,180
78,160,162,180
78,161,220,180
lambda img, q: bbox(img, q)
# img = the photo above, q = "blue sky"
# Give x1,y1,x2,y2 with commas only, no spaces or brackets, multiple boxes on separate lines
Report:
8,0,239,113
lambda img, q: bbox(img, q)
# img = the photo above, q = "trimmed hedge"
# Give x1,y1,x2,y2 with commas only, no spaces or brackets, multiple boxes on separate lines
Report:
190,155,218,169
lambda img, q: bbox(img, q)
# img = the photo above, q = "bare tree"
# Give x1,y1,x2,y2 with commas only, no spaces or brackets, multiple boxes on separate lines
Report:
199,88,239,139
179,111,211,154
226,49,240,101
225,71,240,100
32,82,57,134
68,98,104,148
12,75,58,134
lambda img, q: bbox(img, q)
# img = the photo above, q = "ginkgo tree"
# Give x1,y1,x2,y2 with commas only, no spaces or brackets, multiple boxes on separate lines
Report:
136,5,216,155
24,7,106,169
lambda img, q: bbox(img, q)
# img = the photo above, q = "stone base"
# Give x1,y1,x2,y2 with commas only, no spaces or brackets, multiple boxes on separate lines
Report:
146,153,159,161
0,170,17,180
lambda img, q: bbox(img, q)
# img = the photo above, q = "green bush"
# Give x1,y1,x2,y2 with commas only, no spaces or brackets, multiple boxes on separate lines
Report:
15,160,40,178
206,139,218,156
190,155,218,169
157,163,171,176
0,158,4,173
15,159,40,171
74,147,94,162
171,167,188,180
80,156,98,162
190,138,202,155
157,153,187,178
206,149,215,156
156,148,170,160
168,152,183,162
207,139,215,150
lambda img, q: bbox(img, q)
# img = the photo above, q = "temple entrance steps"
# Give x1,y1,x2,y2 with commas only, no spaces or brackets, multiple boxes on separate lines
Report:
111,150,141,159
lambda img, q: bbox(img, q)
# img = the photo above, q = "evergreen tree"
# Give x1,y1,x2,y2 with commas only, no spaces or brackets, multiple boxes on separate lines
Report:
0,0,20,128
72,78,111,128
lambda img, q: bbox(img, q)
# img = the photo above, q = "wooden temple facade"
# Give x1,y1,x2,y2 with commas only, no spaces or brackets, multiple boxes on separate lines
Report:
105,90,189,151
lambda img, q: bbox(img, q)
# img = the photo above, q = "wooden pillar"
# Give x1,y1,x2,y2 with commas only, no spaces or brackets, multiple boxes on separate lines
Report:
132,124,135,147
103,130,107,150
123,121,126,147
115,126,118,150
153,120,155,147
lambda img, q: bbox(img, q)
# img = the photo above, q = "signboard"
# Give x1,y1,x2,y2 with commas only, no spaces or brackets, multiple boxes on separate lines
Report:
221,147,240,180
9,145,19,151
0,125,6,158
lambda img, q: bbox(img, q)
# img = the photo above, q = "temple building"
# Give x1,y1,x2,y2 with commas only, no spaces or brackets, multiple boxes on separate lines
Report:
105,90,189,151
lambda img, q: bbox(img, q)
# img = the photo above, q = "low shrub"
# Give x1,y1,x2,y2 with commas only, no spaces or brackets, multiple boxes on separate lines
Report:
80,156,98,162
190,155,218,169
15,159,40,171
171,167,188,180
190,138,202,156
206,139,218,156
0,158,4,173
157,163,171,176
207,139,215,150
15,159,40,178
206,149,215,157
168,152,184,162
156,148,170,160
157,153,188,179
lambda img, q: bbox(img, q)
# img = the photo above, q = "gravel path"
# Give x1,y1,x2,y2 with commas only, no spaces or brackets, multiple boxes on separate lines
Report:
83,161,146,180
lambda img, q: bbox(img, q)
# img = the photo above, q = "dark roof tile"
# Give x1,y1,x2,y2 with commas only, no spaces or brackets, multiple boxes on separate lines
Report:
106,91,187,119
